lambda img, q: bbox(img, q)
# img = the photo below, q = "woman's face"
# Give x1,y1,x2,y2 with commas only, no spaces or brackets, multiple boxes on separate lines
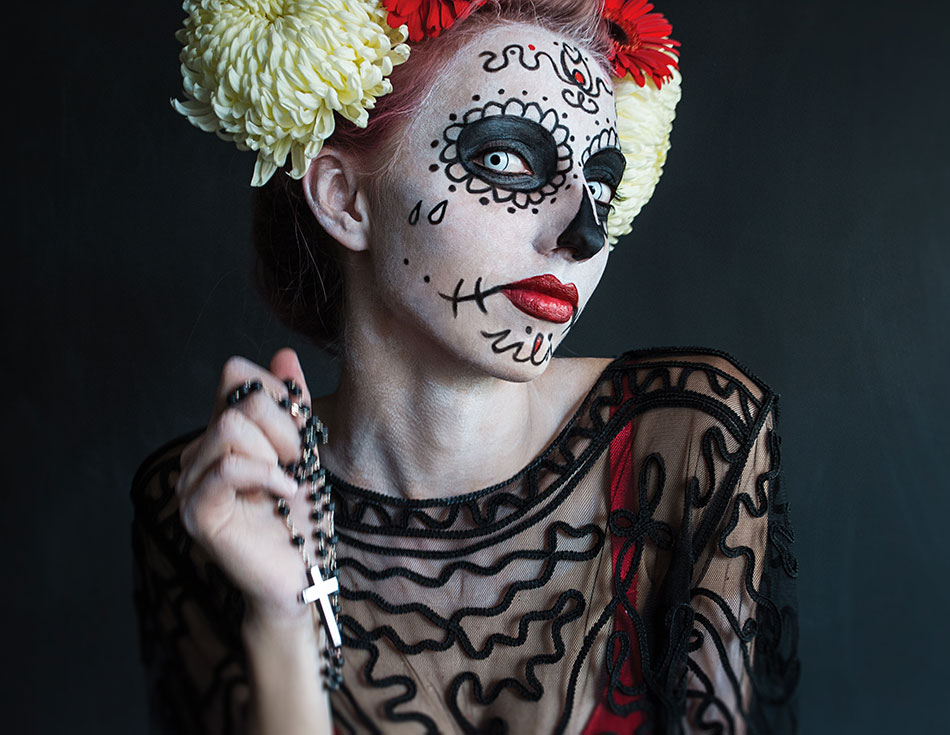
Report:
366,24,625,381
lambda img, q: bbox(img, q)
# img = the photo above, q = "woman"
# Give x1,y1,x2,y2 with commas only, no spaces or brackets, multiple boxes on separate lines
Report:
132,1,799,733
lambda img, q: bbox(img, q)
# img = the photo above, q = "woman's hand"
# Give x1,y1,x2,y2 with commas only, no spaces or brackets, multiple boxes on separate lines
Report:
176,347,316,625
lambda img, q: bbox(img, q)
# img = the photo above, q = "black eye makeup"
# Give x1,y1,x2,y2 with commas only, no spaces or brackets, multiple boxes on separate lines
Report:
581,129,626,221
439,99,573,210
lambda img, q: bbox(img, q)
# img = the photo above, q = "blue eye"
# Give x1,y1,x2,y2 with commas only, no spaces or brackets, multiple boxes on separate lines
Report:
478,150,531,175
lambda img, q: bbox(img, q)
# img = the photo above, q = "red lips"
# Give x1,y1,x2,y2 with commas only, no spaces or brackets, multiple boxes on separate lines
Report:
501,275,579,324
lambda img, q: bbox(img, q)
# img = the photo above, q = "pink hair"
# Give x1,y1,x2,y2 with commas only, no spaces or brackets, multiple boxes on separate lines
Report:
326,0,611,181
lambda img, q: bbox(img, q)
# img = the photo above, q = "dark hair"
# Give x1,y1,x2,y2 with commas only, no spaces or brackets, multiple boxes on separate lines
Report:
252,0,611,351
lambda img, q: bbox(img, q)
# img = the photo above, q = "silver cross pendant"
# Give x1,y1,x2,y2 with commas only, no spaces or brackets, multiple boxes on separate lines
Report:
301,564,341,648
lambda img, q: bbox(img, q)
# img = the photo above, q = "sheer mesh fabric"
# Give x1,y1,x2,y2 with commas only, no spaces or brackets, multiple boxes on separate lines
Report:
131,348,799,734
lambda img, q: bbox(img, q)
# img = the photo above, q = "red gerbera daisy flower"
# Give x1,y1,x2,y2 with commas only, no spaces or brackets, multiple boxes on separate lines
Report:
383,0,486,43
602,0,680,88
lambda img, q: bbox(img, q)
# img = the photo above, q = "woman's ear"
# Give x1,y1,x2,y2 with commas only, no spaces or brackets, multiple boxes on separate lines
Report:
301,148,372,253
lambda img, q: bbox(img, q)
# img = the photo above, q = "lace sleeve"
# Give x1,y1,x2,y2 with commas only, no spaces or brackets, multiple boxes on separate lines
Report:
683,407,799,733
131,431,252,735
603,351,800,735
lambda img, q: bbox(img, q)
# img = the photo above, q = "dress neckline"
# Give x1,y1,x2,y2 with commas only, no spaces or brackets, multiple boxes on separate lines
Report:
322,356,622,509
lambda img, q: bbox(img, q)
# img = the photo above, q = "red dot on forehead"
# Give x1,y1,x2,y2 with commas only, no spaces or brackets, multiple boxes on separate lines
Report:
574,71,585,84
528,44,535,50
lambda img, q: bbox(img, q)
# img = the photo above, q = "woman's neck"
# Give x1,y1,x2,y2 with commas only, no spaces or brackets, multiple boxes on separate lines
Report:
314,325,576,501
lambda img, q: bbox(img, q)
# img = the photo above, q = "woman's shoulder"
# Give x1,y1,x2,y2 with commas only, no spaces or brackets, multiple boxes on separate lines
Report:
547,348,779,448
549,347,775,397
613,346,776,397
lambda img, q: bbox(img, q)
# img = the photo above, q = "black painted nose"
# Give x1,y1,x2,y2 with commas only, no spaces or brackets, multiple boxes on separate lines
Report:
556,188,607,260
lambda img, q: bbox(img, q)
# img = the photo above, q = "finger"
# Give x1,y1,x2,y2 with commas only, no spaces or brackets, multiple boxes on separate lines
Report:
213,355,306,421
177,408,284,500
228,388,308,466
180,453,301,543
269,348,312,409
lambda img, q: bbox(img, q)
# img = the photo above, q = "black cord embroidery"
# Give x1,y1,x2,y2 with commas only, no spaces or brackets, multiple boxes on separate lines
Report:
132,349,799,735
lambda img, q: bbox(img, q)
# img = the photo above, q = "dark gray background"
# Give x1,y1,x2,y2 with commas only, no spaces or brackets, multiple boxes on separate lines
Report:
4,0,948,732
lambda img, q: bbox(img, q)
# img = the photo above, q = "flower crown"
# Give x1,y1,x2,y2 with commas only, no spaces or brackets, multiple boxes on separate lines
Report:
172,0,681,244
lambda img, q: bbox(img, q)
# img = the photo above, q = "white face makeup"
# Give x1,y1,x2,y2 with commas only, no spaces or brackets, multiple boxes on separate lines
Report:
366,24,625,381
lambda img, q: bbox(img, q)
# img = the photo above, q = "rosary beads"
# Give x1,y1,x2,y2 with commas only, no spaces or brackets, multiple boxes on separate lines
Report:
227,378,343,690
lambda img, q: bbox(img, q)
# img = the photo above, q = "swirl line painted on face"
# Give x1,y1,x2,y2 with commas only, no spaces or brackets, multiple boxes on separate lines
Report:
480,328,554,366
479,43,614,116
439,100,573,210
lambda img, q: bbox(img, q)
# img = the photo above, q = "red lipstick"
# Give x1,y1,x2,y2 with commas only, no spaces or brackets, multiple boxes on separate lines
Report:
501,274,579,324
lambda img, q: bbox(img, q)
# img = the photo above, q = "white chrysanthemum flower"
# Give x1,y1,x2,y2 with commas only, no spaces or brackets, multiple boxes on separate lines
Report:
607,68,682,246
172,0,410,186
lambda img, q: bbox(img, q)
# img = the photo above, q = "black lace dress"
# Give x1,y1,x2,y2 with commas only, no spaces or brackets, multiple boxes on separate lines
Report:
131,348,799,734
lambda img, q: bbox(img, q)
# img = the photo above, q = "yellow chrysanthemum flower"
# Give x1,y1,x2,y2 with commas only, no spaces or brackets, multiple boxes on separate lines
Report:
172,0,410,186
607,68,682,246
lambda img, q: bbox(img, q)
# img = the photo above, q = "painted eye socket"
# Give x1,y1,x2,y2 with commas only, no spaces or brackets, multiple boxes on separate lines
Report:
587,180,613,205
478,149,531,175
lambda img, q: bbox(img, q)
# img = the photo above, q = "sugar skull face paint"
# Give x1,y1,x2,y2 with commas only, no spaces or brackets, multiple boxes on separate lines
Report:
365,24,625,381
439,99,574,209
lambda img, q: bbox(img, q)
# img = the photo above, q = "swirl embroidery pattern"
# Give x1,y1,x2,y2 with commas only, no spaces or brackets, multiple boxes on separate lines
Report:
131,348,800,735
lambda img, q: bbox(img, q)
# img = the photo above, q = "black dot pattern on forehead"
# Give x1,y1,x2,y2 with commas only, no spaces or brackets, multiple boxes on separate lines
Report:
429,164,439,172
507,207,516,213
423,275,430,283
403,258,409,265
525,326,532,334
472,94,480,101
448,185,456,192
449,113,457,121
479,197,489,205
498,88,505,94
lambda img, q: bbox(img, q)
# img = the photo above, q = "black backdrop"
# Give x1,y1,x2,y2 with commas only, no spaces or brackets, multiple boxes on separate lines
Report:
4,1,948,732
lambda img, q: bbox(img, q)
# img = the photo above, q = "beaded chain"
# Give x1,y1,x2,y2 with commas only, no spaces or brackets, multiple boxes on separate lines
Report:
227,377,343,690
